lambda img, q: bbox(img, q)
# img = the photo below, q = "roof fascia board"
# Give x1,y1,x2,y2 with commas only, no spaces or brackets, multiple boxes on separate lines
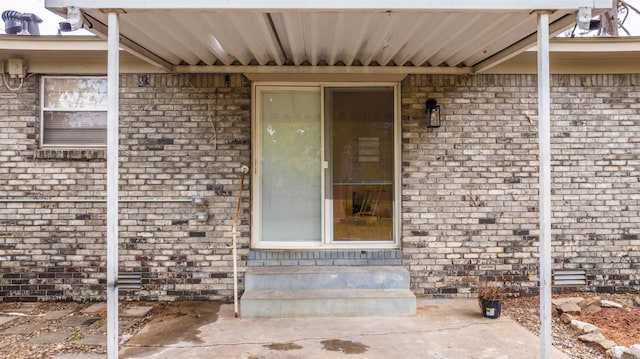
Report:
0,36,107,51
46,0,611,11
545,37,640,52
472,13,578,73
22,59,165,75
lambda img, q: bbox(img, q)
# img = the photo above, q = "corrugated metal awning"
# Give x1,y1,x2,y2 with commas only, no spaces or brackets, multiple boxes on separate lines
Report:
45,0,611,74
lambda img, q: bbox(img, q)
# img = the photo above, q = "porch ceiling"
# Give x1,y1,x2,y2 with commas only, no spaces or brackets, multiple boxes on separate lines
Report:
45,1,611,73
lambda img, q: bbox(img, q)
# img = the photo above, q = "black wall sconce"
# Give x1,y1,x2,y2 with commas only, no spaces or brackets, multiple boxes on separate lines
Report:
426,99,441,128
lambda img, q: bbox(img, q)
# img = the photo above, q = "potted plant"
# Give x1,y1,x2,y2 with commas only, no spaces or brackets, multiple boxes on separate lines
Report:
477,283,504,319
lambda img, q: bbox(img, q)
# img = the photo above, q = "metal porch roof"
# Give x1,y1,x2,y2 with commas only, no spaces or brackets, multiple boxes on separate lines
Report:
45,1,611,73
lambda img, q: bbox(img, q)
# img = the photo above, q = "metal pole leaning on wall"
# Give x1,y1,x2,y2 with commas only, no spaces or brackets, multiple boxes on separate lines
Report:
232,165,249,318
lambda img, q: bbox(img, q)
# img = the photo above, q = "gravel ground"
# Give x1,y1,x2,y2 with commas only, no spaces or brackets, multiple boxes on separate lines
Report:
503,293,640,359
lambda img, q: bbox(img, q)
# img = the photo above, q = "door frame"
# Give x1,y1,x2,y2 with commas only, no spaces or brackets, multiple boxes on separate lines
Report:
251,82,401,249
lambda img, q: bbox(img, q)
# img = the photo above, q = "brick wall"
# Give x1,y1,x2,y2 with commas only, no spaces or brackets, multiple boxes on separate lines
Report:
1,73,639,302
402,74,640,296
0,74,251,301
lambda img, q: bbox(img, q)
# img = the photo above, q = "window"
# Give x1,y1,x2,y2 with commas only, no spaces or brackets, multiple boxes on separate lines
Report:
41,76,107,147
253,84,399,249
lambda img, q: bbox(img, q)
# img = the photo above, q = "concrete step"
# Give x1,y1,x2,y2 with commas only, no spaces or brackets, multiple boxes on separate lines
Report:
240,289,416,317
244,265,410,291
240,266,416,317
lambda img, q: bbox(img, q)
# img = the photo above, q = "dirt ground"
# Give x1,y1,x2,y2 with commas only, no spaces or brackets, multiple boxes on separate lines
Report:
503,292,640,359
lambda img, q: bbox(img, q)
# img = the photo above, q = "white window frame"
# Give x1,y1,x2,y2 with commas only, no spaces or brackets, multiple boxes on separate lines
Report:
40,76,108,148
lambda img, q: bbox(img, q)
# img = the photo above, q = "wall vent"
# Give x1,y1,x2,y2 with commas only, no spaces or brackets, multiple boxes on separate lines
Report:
552,270,587,286
118,273,142,291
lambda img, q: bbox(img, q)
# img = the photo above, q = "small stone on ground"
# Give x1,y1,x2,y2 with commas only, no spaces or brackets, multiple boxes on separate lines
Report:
62,316,99,327
0,316,16,326
560,313,575,324
570,320,599,334
0,323,42,335
607,345,631,359
552,297,584,306
31,331,74,344
601,299,623,308
578,297,602,314
44,310,73,320
121,306,153,317
98,319,135,333
77,334,106,346
81,303,107,314
579,331,617,350
558,302,582,315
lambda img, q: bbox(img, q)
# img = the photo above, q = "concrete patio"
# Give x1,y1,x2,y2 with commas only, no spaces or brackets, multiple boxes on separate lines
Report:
115,298,569,359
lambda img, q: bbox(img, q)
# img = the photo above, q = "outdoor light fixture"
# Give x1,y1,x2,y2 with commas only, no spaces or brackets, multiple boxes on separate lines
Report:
425,99,441,128
576,6,592,31
59,6,83,32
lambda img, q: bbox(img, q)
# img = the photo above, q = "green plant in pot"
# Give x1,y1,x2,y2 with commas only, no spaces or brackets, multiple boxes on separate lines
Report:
477,283,504,319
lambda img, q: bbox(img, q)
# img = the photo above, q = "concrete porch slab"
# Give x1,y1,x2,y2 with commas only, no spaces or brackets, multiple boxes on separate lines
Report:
119,299,570,359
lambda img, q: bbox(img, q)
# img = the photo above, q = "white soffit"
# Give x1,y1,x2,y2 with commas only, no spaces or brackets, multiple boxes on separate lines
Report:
45,1,612,73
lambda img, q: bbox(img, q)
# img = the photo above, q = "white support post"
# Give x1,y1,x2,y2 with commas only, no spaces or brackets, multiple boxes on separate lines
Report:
106,11,120,359
537,11,552,359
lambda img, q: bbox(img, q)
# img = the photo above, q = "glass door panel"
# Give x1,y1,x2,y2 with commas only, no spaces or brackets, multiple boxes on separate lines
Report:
325,87,395,242
259,89,322,243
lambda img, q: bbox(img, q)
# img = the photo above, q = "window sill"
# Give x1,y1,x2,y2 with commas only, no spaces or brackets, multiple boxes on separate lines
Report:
36,148,106,161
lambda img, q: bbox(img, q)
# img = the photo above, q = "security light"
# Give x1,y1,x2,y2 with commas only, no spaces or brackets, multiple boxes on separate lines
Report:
576,7,592,31
59,6,83,32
